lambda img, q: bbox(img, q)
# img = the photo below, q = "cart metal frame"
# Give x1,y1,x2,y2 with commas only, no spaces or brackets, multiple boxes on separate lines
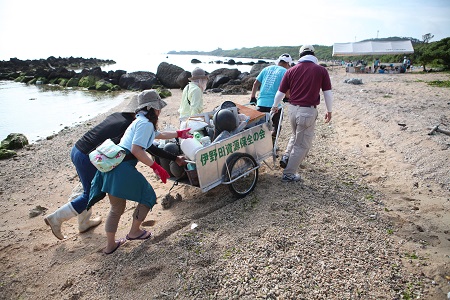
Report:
179,115,274,198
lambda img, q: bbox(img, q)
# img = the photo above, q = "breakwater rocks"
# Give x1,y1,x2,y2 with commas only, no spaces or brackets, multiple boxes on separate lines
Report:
0,133,28,159
0,57,271,94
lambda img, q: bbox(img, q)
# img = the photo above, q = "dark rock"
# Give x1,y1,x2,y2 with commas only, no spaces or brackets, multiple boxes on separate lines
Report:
95,79,116,91
1,133,29,150
221,86,248,95
212,74,230,88
209,68,240,79
156,88,172,99
29,205,47,218
156,62,184,89
66,77,80,87
119,71,160,90
249,64,268,77
240,76,257,90
107,70,126,85
191,58,201,64
30,68,51,78
224,79,241,86
78,75,98,88
89,67,107,78
238,72,249,80
206,68,240,90
210,88,223,93
344,78,363,85
48,67,76,79
0,149,17,160
161,193,182,209
176,71,191,90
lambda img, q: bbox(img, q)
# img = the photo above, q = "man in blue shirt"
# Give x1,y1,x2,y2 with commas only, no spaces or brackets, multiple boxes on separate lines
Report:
374,58,380,73
250,53,292,137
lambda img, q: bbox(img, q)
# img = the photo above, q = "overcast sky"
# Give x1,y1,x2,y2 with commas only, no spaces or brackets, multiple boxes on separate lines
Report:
0,0,449,60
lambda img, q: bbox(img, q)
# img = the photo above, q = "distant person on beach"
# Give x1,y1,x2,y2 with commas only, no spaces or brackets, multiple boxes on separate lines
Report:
179,67,209,119
402,56,411,72
374,58,380,73
44,93,188,241
86,90,193,255
271,45,333,182
250,53,292,138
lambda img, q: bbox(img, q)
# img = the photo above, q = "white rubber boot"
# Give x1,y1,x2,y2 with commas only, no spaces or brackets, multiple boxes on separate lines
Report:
44,202,77,240
78,209,102,233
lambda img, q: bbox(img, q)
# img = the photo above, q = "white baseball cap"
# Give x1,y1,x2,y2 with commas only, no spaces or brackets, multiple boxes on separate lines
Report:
299,45,315,55
277,53,293,64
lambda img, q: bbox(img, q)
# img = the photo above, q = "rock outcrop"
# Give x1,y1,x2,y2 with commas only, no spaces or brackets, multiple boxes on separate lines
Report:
0,133,29,160
0,56,272,94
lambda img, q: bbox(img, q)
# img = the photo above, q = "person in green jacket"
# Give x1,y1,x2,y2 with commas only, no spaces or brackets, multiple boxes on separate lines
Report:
178,67,209,119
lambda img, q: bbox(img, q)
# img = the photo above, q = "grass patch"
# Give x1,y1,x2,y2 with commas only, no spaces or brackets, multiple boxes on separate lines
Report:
427,80,450,87
404,252,419,259
365,194,374,201
242,194,260,210
222,247,241,259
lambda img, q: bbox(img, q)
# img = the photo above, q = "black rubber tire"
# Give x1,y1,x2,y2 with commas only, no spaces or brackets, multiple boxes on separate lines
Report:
224,153,258,198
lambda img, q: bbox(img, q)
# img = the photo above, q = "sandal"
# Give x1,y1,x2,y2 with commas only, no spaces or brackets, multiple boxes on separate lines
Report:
126,229,152,241
103,238,126,255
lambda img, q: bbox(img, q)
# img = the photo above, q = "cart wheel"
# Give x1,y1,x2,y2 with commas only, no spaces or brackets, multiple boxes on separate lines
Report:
225,153,258,198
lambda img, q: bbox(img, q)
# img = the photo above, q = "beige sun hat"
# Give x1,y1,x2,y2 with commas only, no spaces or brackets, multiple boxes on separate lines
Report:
121,94,139,113
188,67,208,81
134,89,167,112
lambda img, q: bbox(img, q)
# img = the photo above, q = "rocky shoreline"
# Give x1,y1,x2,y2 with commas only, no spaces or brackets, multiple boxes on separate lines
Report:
0,56,270,93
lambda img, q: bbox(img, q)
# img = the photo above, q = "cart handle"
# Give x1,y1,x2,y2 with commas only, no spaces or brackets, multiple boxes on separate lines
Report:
222,165,260,185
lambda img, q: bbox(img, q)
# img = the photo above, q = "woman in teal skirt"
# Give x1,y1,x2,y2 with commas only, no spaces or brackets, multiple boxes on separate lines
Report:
87,90,192,254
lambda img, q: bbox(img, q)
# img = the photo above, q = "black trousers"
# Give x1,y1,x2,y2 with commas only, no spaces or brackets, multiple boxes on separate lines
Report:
257,106,282,137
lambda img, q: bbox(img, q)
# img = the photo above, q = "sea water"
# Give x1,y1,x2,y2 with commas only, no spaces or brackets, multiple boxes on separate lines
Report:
0,53,267,143
0,81,126,143
100,53,258,74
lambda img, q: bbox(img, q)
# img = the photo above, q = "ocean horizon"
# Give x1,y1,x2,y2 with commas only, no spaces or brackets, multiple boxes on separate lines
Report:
100,53,260,74
0,53,267,143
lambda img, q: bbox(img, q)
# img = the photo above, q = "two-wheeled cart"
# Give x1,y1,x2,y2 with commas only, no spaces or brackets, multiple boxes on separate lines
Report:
173,104,275,198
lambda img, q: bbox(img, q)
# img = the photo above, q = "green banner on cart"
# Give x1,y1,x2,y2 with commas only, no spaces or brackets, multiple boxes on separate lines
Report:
199,128,267,167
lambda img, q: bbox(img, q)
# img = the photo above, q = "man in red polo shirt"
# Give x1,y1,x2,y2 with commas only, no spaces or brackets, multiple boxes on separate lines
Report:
271,45,333,182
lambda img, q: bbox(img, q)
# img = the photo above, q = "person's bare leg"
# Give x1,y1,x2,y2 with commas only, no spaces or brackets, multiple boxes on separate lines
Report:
104,195,126,253
127,203,151,239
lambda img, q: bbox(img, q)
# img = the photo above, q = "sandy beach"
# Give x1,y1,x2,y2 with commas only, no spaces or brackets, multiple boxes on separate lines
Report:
0,67,449,299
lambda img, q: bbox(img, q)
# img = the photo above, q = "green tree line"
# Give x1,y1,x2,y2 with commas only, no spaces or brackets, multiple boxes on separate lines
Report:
169,35,450,71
